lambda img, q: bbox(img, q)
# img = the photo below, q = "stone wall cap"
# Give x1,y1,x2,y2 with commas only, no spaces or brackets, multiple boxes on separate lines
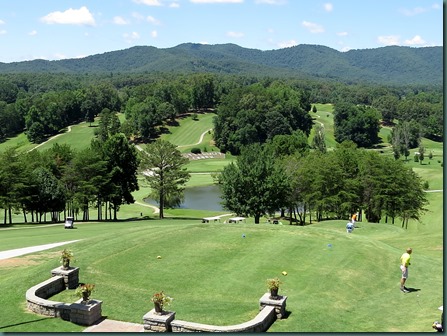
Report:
171,306,276,332
71,299,102,311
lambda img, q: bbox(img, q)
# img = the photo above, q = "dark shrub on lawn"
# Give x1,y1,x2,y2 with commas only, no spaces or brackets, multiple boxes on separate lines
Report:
191,147,202,154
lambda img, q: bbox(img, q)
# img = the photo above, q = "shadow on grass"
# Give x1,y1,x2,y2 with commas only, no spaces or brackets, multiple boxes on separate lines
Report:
0,317,52,330
406,287,421,293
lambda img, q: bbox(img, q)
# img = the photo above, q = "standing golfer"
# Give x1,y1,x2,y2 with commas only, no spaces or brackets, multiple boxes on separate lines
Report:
351,212,358,227
400,247,412,293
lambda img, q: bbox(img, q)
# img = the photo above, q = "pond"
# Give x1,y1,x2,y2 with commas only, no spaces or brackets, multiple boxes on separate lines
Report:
145,185,224,211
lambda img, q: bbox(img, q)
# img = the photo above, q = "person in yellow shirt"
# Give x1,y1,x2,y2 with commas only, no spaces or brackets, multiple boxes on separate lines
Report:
351,212,359,227
400,247,412,293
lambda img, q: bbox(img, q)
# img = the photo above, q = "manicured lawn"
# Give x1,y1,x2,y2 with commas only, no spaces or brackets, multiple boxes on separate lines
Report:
0,207,442,332
309,104,337,149
36,122,99,152
161,113,216,152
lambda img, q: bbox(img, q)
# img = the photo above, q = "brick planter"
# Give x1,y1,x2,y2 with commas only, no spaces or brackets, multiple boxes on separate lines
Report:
70,299,103,326
51,266,79,289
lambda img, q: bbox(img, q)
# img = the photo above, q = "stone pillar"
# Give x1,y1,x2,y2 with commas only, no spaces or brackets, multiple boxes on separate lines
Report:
143,309,176,332
259,292,287,319
69,299,102,326
51,266,79,289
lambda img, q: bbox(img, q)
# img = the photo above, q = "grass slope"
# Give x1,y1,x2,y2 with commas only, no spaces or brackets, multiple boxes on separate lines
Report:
0,212,442,332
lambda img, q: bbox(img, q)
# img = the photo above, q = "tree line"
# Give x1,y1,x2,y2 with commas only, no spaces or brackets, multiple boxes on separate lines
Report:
219,140,427,227
0,73,443,147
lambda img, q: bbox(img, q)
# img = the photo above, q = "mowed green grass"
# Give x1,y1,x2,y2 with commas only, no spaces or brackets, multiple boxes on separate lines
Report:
161,113,217,153
35,122,99,152
309,104,337,149
0,206,442,332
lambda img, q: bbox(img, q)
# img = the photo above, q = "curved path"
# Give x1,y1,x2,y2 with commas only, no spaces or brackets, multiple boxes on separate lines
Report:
0,240,81,260
28,125,72,152
177,128,212,148
135,201,160,214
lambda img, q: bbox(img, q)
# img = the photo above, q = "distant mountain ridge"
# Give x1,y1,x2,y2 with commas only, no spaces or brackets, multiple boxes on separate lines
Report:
0,43,442,85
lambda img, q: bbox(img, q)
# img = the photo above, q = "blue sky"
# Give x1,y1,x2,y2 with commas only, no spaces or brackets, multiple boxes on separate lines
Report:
0,0,443,63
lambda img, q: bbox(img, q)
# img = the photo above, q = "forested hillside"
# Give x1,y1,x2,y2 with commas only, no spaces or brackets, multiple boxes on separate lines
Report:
0,44,442,86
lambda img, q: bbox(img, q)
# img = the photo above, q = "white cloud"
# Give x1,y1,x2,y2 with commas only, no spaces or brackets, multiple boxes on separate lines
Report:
323,3,333,12
170,2,180,8
0,30,6,35
337,31,348,36
399,7,427,16
41,6,96,26
277,40,297,48
302,21,324,33
0,19,5,25
133,0,163,6
404,35,426,45
432,3,441,10
255,0,287,4
227,31,244,38
147,16,161,25
28,30,38,36
113,16,129,25
123,31,141,43
190,0,243,3
377,35,400,45
132,12,145,21
151,30,158,38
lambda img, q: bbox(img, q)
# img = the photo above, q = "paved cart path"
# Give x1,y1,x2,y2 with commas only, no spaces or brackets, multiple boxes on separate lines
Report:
0,240,81,260
82,319,144,332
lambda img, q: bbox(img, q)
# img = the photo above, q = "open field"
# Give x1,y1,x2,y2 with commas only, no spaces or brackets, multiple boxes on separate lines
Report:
0,105,443,332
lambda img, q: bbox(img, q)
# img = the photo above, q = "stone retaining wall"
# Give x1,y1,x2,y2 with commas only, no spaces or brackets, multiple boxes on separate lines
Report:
26,276,69,317
25,266,102,326
170,305,276,332
143,294,287,332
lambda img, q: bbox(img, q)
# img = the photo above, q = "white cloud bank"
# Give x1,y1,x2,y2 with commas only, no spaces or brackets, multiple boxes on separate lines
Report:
41,6,95,26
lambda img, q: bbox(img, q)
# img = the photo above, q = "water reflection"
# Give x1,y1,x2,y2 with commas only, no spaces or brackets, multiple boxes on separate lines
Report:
145,185,223,211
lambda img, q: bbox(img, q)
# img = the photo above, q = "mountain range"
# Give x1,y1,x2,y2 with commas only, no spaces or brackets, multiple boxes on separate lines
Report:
0,43,442,86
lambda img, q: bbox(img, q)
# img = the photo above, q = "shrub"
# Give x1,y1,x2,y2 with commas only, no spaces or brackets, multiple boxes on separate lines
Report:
191,147,201,154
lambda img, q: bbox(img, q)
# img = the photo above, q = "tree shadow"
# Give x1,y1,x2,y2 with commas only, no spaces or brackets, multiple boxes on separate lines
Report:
0,317,52,330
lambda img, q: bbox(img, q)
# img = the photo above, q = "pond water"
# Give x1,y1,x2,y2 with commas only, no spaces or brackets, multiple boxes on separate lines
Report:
145,185,224,211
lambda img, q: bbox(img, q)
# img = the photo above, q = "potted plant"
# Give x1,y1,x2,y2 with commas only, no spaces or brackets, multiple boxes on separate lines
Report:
60,249,74,270
267,277,281,300
151,291,173,314
75,283,95,303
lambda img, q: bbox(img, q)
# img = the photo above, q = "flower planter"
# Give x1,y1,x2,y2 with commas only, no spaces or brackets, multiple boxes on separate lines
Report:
154,302,163,313
269,288,279,300
61,257,71,270
82,292,90,303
